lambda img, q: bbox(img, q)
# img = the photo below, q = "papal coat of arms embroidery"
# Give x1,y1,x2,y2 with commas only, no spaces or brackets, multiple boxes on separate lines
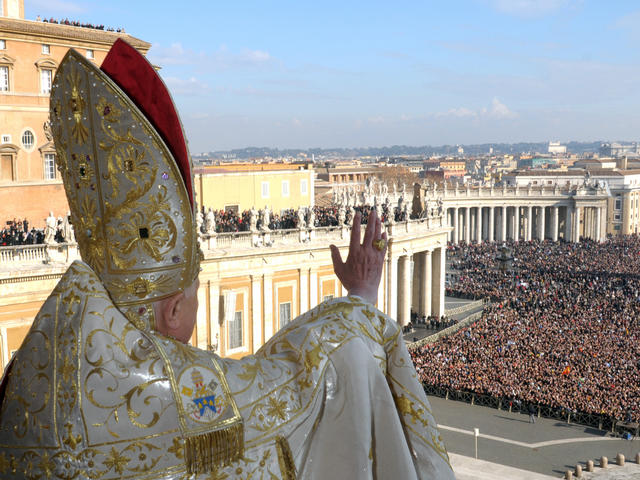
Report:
179,367,226,423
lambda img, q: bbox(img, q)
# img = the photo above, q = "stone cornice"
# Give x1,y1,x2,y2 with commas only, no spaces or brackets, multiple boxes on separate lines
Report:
0,18,150,52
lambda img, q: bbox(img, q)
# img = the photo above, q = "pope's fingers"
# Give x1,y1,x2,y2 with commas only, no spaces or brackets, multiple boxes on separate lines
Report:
329,244,343,270
350,212,361,251
374,215,382,244
362,209,376,247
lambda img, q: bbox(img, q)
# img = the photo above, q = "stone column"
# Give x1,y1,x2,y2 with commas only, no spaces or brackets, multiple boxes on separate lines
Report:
431,247,445,318
489,206,495,242
573,206,581,242
513,206,519,240
309,268,319,309
584,207,591,240
551,206,559,241
412,254,420,314
565,206,573,241
263,273,274,341
387,255,398,320
453,207,459,243
251,275,263,352
299,268,309,316
476,207,483,243
595,207,602,242
196,285,208,349
420,250,432,317
538,206,546,241
501,206,507,242
623,194,632,234
209,281,221,353
464,207,471,243
398,255,411,326
526,206,532,241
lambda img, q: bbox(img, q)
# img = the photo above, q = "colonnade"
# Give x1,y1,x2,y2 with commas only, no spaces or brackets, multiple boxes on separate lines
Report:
447,204,605,244
388,246,446,326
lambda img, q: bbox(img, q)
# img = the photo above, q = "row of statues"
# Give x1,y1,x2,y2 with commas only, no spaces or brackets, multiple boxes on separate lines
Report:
44,211,75,244
333,177,409,209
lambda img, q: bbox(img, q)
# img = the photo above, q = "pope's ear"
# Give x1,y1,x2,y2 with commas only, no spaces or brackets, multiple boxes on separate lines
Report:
156,292,183,331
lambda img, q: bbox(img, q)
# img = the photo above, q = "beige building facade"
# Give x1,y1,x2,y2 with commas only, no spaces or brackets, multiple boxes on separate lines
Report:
0,214,449,367
0,1,149,225
195,163,315,213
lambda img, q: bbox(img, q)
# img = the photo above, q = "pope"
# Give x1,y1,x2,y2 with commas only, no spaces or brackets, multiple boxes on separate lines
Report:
0,39,454,479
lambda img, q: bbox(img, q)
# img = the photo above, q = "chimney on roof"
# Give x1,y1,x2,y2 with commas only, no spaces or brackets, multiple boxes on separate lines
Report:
617,156,628,170
1,0,24,19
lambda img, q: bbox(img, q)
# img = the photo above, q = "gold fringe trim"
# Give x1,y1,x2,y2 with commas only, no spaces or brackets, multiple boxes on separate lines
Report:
184,423,244,474
275,435,297,480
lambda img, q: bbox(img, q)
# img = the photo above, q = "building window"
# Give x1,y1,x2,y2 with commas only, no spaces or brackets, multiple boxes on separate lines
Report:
21,130,35,150
1,134,10,144
40,69,52,94
42,44,50,55
0,40,5,50
282,180,289,197
229,311,243,349
615,195,622,210
301,178,308,195
44,153,56,180
86,49,94,59
261,181,269,198
279,302,291,328
1,153,14,181
614,213,621,221
0,66,8,91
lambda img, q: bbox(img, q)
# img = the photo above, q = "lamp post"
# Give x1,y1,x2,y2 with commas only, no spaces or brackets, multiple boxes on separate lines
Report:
474,428,479,459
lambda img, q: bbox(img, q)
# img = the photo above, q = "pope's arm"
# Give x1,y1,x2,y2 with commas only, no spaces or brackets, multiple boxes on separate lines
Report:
216,210,453,478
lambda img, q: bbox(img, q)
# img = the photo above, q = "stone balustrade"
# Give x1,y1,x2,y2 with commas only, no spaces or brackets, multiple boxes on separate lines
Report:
0,244,49,263
0,243,80,268
0,213,448,267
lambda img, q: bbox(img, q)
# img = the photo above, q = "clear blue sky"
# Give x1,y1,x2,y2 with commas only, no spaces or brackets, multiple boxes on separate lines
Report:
26,0,640,152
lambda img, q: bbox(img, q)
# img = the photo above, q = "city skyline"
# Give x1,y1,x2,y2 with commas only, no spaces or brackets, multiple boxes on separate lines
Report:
25,0,640,152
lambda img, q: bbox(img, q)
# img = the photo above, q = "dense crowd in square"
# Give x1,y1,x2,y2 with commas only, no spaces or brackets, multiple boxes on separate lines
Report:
410,237,640,423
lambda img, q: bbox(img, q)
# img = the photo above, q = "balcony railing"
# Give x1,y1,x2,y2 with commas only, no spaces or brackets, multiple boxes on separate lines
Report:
0,213,448,267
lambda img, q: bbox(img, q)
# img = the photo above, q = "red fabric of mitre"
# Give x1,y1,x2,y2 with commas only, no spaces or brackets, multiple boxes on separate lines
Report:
100,38,193,207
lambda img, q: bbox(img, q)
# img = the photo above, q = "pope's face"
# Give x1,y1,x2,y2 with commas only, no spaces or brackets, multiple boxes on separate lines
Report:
175,277,200,344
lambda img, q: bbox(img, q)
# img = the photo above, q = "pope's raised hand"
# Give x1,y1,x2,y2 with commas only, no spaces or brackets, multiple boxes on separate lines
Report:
330,209,387,304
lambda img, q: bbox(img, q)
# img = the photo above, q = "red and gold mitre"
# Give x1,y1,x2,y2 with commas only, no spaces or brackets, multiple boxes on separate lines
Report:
49,39,201,330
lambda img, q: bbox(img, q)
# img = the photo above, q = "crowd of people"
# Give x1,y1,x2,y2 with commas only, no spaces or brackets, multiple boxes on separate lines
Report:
411,237,640,423
38,17,124,32
0,219,44,246
206,203,409,234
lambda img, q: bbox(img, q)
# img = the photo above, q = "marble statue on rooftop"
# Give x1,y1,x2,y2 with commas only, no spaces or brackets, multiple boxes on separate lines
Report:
205,208,216,235
262,206,271,231
338,204,346,225
44,211,57,244
250,206,258,231
62,212,75,243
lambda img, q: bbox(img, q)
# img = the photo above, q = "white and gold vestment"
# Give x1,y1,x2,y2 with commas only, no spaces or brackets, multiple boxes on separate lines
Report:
0,261,453,479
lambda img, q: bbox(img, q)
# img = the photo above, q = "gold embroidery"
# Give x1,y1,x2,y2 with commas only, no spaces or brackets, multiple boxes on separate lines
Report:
66,66,88,144
275,436,297,480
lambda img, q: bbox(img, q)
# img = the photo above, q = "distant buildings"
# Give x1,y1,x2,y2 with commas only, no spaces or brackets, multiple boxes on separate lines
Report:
600,142,640,158
0,0,150,224
195,163,315,213
548,141,567,155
